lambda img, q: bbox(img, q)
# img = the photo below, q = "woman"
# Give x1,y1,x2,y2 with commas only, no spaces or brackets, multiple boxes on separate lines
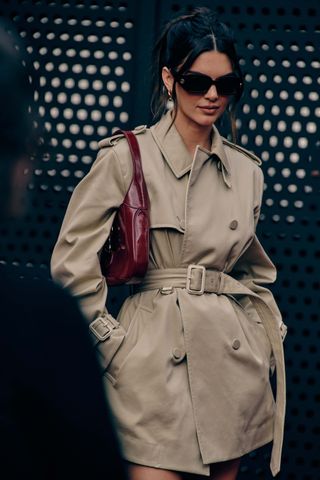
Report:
51,8,287,480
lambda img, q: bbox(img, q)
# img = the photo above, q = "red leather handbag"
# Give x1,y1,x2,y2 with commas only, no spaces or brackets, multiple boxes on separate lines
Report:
100,130,150,285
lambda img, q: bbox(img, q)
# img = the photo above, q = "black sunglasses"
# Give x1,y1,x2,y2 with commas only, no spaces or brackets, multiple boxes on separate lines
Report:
173,71,243,96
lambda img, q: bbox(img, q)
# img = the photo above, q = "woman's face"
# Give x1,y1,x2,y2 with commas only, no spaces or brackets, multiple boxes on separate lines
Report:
164,50,234,130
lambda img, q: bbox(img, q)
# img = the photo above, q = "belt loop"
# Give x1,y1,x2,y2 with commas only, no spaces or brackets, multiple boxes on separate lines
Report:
217,271,223,294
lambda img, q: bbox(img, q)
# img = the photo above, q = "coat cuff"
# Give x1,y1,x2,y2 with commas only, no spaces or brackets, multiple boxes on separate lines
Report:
89,314,119,346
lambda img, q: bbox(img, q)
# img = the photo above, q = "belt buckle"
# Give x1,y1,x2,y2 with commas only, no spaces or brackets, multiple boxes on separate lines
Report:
186,264,206,295
89,316,113,342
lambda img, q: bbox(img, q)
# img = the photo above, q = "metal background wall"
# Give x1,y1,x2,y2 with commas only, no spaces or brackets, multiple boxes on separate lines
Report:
0,1,319,478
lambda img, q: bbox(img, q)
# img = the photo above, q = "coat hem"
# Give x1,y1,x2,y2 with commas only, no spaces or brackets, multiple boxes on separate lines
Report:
119,433,210,476
200,415,274,465
118,429,274,477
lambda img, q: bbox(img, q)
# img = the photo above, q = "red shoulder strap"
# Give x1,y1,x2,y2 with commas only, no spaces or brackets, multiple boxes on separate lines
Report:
113,129,149,210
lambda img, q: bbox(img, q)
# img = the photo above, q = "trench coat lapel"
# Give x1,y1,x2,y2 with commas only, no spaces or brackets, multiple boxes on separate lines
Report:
150,111,232,187
150,112,192,178
211,124,232,188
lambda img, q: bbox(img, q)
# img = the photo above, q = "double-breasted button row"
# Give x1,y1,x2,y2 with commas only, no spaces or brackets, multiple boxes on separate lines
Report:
232,339,241,350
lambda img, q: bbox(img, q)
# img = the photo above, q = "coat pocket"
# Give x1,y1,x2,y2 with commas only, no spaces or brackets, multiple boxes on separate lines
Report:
103,292,154,385
228,294,272,367
95,323,126,373
94,293,143,375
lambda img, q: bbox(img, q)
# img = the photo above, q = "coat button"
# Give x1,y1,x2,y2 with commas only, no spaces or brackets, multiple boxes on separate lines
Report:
229,220,238,230
172,348,185,364
232,339,241,350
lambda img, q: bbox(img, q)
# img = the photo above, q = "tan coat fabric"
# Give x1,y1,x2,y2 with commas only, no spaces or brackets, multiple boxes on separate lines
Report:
51,111,287,476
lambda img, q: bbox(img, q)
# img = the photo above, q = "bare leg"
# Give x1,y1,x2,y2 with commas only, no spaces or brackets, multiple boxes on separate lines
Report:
128,464,183,480
127,458,241,480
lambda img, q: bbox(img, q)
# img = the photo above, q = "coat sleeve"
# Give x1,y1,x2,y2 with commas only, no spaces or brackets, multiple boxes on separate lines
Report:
229,167,287,341
50,144,132,324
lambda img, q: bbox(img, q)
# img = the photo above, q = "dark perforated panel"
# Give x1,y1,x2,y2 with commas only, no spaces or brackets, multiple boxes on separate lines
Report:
0,0,152,307
1,0,137,268
0,1,319,478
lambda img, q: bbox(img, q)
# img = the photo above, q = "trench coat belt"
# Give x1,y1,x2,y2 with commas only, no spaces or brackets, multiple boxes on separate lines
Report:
139,265,286,477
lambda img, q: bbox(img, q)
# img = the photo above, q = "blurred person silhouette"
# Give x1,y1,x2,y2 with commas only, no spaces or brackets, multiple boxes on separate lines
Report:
0,21,128,480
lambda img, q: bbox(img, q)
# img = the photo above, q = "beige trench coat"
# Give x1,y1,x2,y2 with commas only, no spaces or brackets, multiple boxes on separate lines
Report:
51,111,287,477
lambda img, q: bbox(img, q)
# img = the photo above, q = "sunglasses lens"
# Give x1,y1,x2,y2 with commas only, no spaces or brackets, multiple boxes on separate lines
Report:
178,73,242,96
216,75,241,96
179,74,212,93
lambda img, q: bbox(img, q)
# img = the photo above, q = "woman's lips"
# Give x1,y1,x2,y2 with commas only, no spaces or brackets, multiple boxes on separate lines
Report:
198,105,219,113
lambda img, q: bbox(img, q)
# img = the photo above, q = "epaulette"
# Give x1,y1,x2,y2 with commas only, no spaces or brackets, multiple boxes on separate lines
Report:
222,137,262,166
98,124,147,148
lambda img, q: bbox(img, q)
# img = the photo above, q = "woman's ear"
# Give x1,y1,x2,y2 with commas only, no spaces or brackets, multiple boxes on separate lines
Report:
161,66,174,97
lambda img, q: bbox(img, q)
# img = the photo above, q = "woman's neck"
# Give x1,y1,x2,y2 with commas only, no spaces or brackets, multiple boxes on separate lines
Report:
173,111,212,156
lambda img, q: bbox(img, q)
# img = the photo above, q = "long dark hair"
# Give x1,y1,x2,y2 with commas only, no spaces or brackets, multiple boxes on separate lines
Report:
151,7,243,141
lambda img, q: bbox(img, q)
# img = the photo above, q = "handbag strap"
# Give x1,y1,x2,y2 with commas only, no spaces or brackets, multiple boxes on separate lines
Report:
113,129,149,209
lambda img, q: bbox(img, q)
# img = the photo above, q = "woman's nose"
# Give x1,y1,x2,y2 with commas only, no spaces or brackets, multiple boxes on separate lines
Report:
205,84,218,100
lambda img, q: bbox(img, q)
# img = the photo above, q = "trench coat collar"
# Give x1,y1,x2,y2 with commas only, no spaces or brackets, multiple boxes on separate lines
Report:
150,110,232,188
